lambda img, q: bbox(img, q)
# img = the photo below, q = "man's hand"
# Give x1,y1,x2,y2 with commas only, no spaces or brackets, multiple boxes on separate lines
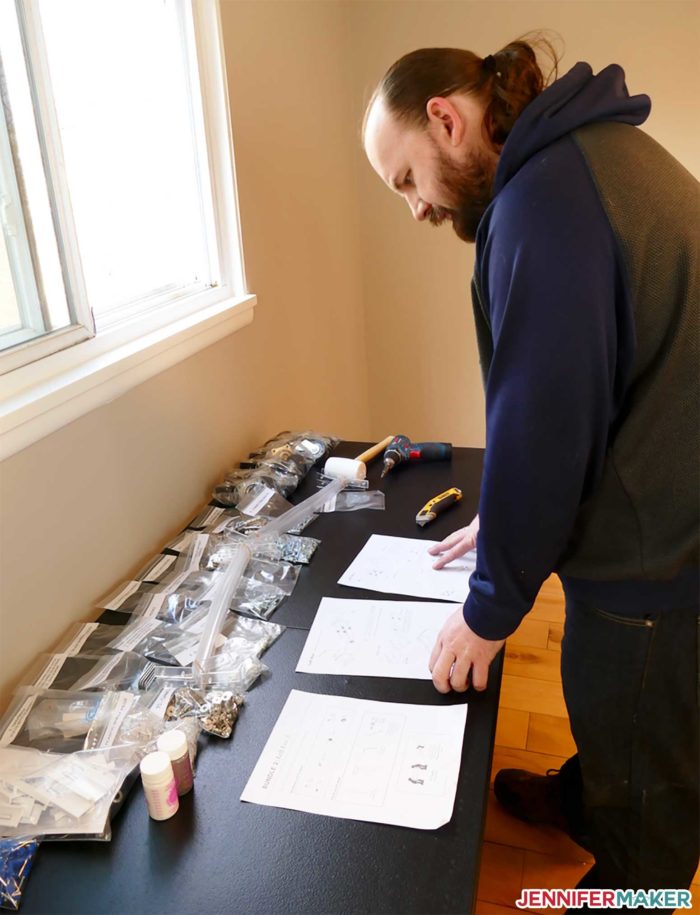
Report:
429,609,504,693
428,515,479,569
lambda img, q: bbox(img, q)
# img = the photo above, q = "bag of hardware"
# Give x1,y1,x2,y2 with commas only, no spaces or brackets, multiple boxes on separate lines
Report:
152,655,266,694
155,686,244,739
0,837,39,910
231,559,300,620
106,616,206,667
0,744,138,841
0,690,163,755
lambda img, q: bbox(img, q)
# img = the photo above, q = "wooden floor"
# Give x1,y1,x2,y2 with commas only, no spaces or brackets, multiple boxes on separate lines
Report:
473,575,700,914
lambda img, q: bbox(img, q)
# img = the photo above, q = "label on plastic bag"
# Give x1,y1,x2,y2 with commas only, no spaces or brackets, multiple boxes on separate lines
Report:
61,622,100,655
0,695,37,746
104,580,141,610
239,487,275,517
110,617,161,652
140,592,167,619
149,686,175,720
141,554,176,582
32,654,68,688
201,506,224,527
169,531,194,553
93,693,139,749
186,533,209,571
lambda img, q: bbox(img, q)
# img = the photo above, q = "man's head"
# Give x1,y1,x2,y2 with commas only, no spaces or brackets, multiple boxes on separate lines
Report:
363,41,550,242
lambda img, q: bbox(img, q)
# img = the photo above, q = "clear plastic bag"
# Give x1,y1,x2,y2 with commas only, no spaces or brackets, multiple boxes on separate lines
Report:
322,490,386,512
17,653,157,693
160,687,244,739
123,567,220,625
134,532,210,584
51,622,124,657
0,690,163,755
231,558,300,619
221,615,285,653
107,616,207,667
0,744,138,841
0,691,109,754
152,655,266,693
248,533,320,565
0,837,39,910
96,579,160,613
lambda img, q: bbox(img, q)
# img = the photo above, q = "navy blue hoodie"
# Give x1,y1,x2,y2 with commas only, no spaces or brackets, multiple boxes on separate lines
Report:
463,63,699,640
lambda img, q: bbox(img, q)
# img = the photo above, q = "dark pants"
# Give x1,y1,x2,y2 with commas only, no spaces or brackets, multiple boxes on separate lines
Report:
559,597,699,906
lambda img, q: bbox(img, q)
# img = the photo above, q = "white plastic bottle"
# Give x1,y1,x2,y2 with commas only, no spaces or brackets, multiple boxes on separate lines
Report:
140,750,179,820
157,729,194,796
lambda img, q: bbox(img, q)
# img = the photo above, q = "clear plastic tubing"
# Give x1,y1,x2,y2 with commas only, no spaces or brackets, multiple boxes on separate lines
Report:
157,729,194,796
140,751,179,820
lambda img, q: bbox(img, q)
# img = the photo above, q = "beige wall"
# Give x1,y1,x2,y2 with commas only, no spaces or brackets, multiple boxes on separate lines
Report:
1,0,697,707
348,0,700,446
0,0,371,706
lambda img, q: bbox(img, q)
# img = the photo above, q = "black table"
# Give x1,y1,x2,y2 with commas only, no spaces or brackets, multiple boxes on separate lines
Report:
20,442,501,915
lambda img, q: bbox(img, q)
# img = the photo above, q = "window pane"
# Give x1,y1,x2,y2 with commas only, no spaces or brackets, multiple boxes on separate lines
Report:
0,234,21,333
0,0,71,349
38,0,215,319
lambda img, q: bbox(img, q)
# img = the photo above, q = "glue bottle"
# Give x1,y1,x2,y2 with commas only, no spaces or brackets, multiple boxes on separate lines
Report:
140,751,179,820
157,729,194,796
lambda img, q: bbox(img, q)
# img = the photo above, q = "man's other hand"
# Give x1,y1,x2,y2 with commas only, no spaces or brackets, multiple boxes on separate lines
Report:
429,609,504,694
428,515,479,569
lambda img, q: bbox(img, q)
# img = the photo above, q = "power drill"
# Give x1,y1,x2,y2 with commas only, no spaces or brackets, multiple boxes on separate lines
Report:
380,435,452,478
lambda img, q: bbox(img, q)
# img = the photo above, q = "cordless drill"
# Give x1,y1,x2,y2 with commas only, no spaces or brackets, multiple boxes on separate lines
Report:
380,435,452,478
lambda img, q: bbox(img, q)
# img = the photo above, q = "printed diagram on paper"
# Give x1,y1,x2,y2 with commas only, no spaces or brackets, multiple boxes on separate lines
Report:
296,598,459,678
241,690,468,829
338,534,476,602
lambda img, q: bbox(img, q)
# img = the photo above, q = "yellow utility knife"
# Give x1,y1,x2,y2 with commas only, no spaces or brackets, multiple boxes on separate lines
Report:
416,487,463,527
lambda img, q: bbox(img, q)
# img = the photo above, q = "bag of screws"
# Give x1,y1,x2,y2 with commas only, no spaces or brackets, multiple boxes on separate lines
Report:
163,687,244,739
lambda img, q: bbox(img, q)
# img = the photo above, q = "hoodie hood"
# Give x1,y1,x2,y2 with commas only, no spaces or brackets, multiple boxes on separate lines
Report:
494,62,651,193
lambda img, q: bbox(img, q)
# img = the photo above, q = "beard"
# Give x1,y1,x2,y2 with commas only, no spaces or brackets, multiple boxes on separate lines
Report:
428,145,497,243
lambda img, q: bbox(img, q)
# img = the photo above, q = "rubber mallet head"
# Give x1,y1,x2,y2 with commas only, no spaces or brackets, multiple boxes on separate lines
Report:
322,456,367,481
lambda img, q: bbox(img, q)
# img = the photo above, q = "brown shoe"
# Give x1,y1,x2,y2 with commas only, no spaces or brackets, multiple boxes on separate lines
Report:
493,767,570,832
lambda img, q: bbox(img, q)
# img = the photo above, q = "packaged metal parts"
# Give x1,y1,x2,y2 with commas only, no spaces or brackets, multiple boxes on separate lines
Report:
162,687,243,739
0,838,39,910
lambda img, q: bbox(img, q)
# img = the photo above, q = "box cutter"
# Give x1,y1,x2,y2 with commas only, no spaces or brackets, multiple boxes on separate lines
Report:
415,487,463,527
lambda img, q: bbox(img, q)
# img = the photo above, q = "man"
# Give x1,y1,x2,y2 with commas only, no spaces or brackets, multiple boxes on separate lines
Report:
363,40,698,897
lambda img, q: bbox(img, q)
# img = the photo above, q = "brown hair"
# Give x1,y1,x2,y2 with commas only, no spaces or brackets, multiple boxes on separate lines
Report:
365,35,560,148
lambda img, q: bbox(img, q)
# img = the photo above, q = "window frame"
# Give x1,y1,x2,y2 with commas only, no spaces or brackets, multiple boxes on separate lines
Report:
0,0,254,460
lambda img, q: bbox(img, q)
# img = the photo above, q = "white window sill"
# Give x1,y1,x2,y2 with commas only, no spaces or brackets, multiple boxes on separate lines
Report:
0,292,256,460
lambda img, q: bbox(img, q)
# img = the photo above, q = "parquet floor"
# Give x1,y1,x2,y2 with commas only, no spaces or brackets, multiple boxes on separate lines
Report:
473,575,700,914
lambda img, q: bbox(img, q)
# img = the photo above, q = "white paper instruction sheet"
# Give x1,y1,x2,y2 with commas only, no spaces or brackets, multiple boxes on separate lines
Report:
338,534,476,602
241,690,468,829
296,598,459,678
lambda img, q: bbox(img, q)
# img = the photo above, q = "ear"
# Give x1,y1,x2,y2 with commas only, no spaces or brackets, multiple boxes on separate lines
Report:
425,96,465,147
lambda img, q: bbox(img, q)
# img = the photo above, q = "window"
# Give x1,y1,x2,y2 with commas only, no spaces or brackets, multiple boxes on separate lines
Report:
0,0,253,458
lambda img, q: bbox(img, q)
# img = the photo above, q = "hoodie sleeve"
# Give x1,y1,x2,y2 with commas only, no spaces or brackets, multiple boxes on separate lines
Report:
463,136,633,640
